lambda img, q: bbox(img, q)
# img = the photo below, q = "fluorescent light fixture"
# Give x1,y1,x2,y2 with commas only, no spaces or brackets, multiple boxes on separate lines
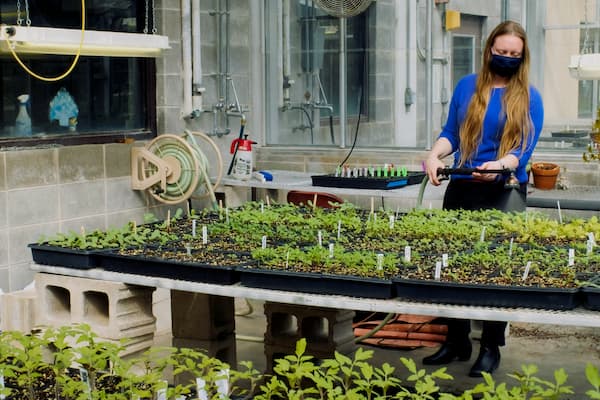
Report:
568,53,600,80
0,24,170,57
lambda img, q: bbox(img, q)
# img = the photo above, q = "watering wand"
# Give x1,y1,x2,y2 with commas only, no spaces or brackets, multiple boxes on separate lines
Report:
416,167,520,208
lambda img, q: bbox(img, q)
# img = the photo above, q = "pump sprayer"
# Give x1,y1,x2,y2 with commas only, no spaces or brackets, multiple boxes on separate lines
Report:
229,134,256,180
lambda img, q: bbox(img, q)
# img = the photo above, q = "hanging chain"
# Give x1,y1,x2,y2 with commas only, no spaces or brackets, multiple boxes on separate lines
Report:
24,0,31,26
152,0,157,34
16,0,21,25
582,0,591,53
144,0,149,33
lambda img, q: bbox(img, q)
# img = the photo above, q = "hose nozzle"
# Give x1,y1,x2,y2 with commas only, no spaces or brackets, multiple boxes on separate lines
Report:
504,172,520,190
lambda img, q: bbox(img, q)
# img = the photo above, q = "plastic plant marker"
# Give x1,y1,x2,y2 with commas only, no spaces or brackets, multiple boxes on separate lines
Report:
404,245,411,263
434,261,442,280
261,235,267,249
167,209,171,226
329,243,334,258
389,215,395,229
261,202,264,213
337,220,342,240
442,253,448,268
216,369,230,399
569,248,575,266
557,200,563,224
186,245,192,256
202,225,208,244
522,261,532,281
588,239,594,256
192,219,197,237
79,368,91,399
0,373,5,400
226,207,230,224
285,250,290,269
197,377,208,400
480,226,486,242
318,230,323,247
509,237,514,257
589,232,597,246
377,253,384,270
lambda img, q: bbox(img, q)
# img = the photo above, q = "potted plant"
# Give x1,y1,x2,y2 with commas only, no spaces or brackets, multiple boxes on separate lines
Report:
531,162,560,190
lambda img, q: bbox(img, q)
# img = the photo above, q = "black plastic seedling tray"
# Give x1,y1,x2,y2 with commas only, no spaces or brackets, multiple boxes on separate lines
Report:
311,172,426,190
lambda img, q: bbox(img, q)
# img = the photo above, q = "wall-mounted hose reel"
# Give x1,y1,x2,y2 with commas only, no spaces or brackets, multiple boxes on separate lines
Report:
131,131,222,207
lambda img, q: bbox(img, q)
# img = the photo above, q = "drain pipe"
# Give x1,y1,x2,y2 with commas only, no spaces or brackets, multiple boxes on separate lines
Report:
425,0,433,149
282,0,292,107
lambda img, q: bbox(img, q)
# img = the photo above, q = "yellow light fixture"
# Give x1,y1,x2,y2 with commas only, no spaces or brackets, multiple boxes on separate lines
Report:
568,53,600,80
0,24,170,58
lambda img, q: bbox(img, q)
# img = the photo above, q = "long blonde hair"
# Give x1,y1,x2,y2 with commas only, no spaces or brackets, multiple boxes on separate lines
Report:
458,21,532,166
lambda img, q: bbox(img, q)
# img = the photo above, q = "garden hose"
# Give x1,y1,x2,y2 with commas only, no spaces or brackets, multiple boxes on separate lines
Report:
353,312,396,344
184,130,223,210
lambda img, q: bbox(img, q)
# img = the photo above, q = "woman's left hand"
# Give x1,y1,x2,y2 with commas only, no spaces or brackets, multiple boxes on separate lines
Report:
472,160,503,181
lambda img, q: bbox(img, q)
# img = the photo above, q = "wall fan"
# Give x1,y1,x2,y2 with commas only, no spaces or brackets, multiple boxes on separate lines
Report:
313,0,374,18
312,0,373,148
131,131,222,207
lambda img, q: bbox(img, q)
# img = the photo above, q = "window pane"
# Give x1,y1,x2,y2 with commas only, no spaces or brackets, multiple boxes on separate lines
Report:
452,35,475,88
0,0,152,140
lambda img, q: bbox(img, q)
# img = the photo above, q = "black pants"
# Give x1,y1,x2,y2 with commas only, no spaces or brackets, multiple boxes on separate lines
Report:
442,179,528,347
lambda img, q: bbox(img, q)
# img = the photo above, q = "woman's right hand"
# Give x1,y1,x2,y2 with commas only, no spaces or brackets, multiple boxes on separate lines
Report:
424,156,446,186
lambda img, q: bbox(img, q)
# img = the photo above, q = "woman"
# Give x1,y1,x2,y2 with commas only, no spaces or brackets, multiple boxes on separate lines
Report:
422,21,544,377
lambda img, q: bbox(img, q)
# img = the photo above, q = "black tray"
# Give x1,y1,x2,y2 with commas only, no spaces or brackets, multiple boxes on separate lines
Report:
311,172,426,190
550,130,588,138
239,267,394,299
98,252,241,285
580,285,600,311
28,243,108,269
392,278,580,310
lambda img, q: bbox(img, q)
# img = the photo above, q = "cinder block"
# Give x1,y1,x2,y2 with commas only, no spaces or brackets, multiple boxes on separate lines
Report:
171,291,235,340
172,334,237,387
264,302,355,351
35,273,156,341
0,286,37,332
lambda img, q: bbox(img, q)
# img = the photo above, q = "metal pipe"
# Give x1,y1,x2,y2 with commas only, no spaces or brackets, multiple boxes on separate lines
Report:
181,0,193,117
339,17,347,148
425,0,433,149
526,197,600,211
192,0,203,112
282,0,291,105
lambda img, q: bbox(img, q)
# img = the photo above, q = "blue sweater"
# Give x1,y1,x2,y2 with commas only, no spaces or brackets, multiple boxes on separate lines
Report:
438,74,544,183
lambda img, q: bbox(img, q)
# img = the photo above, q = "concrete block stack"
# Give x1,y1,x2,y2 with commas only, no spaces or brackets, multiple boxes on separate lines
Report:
263,302,356,371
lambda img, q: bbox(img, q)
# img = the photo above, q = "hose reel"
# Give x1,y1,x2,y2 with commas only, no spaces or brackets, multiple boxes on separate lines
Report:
131,131,222,207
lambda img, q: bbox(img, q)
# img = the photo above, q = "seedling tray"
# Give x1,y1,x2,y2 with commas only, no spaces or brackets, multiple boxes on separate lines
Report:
239,267,395,299
98,251,242,285
29,243,108,269
392,278,580,310
311,172,425,190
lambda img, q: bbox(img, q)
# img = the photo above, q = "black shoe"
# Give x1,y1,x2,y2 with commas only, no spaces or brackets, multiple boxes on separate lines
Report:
422,342,472,365
468,346,500,377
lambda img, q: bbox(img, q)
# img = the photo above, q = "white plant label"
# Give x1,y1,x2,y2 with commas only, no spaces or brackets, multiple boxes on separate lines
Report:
377,253,384,270
192,219,197,237
568,248,575,266
329,243,334,258
479,226,486,242
186,245,192,256
442,253,448,268
131,395,140,400
509,237,514,257
404,246,411,263
0,373,5,400
389,215,395,229
434,261,442,280
225,207,230,224
589,232,597,246
79,368,91,399
588,239,594,256
557,200,563,224
285,250,290,268
202,225,208,244
216,369,230,399
318,230,323,247
522,261,532,281
337,220,342,240
261,202,265,213
261,235,267,249
157,388,167,400
196,377,208,400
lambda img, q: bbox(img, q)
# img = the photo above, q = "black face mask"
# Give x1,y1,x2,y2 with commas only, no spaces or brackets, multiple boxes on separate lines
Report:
490,54,522,77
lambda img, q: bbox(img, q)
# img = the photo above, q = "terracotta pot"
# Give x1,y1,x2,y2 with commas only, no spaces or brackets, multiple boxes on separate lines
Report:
531,162,559,190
